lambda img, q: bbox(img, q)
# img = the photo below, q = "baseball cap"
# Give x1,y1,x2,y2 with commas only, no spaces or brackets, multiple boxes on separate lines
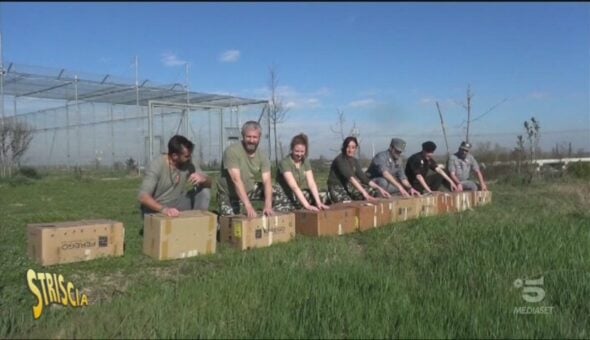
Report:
389,138,406,152
459,141,472,151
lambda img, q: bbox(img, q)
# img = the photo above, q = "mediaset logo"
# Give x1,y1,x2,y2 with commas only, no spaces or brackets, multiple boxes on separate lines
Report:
26,269,89,320
513,276,554,315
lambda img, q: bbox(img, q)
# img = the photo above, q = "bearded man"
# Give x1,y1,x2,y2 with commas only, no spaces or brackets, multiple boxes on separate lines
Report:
216,121,275,217
138,135,211,220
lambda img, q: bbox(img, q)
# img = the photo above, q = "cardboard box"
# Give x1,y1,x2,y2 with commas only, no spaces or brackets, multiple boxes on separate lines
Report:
331,201,379,231
472,191,493,206
143,210,217,260
389,197,421,222
295,208,357,236
219,213,295,250
435,192,456,214
453,192,474,212
27,220,125,266
419,195,438,217
373,199,395,226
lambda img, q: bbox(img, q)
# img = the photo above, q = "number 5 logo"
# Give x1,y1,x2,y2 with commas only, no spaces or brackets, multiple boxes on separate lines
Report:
514,276,545,303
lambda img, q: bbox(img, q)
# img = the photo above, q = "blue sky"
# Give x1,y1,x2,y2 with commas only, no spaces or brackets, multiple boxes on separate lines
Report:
1,2,589,159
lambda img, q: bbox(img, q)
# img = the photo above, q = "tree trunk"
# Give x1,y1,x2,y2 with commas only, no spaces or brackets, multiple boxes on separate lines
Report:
273,118,278,168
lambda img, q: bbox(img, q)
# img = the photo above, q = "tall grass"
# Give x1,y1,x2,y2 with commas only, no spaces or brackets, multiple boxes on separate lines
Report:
0,174,588,338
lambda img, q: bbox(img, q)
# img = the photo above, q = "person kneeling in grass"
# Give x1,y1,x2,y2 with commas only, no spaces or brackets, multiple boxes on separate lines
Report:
327,136,391,204
405,141,458,194
273,133,330,212
138,135,211,221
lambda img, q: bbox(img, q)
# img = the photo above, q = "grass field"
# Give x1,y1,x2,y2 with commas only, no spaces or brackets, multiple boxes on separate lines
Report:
0,172,589,338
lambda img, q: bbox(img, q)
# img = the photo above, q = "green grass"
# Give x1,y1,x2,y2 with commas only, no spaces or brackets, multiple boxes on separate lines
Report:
0,173,589,338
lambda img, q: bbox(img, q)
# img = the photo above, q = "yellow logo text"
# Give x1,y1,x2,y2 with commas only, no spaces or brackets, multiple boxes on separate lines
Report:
26,269,88,320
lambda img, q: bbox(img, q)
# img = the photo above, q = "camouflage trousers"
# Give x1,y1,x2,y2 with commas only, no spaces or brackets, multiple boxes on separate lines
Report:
327,182,378,204
218,182,269,216
272,184,316,213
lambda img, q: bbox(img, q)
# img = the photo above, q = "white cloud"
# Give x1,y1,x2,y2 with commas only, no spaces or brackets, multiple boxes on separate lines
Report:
357,88,397,98
242,85,325,109
312,87,332,97
219,50,241,63
420,97,435,105
161,52,187,67
347,98,376,108
528,91,549,100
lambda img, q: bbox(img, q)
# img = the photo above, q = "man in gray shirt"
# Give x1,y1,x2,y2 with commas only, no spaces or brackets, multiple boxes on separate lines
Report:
447,141,488,191
138,135,211,219
366,138,421,197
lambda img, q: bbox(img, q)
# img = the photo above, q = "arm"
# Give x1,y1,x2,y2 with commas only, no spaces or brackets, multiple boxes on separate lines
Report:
447,155,463,191
415,174,433,194
368,180,391,198
475,169,488,191
188,172,212,188
371,153,405,197
448,171,464,192
306,170,329,210
407,155,432,194
228,168,257,218
435,166,459,191
138,157,180,217
138,193,180,217
283,171,317,211
349,176,378,202
381,170,409,197
262,171,274,216
187,161,211,188
471,156,487,191
352,158,382,201
447,157,463,191
400,178,421,196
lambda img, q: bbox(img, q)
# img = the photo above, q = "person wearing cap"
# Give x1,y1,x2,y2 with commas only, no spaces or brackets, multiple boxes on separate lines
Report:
365,138,421,197
405,141,458,194
327,136,391,203
447,141,488,191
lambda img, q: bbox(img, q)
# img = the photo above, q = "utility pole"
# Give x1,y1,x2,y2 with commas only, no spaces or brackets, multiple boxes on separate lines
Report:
466,85,472,143
436,101,450,158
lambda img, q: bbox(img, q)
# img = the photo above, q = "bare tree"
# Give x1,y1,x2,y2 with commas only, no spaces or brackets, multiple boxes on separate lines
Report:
265,65,289,167
329,109,364,157
349,121,362,159
0,119,34,177
524,117,540,163
331,109,346,141
464,85,473,143
520,117,541,182
457,84,508,143
435,101,450,158
514,135,525,175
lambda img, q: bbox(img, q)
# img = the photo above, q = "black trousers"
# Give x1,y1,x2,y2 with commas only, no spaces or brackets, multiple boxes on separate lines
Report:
411,173,443,193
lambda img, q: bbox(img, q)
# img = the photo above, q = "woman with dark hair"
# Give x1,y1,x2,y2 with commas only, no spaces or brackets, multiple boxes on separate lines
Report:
273,133,329,212
327,136,391,203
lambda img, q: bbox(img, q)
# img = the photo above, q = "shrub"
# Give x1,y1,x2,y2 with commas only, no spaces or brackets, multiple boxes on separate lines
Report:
5,174,34,186
567,161,590,180
18,166,41,179
125,157,138,172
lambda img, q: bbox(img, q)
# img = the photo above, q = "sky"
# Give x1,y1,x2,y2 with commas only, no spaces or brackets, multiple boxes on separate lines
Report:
1,2,589,160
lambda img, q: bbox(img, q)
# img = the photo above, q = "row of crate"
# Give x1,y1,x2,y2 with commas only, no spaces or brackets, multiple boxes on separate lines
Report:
145,190,492,258
27,191,491,265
